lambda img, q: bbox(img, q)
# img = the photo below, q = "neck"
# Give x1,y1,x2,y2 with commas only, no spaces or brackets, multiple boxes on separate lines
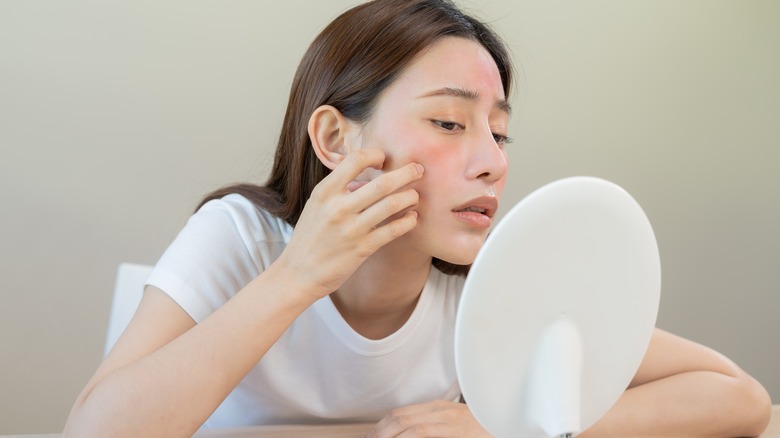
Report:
331,242,432,340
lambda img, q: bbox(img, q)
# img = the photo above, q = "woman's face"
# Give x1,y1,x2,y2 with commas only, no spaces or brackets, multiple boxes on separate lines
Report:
354,36,510,265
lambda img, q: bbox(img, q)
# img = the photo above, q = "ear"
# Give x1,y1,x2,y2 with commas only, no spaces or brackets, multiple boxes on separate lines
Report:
308,105,360,170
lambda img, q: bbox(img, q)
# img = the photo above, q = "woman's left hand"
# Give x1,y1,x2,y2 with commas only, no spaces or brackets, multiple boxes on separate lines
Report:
366,400,492,438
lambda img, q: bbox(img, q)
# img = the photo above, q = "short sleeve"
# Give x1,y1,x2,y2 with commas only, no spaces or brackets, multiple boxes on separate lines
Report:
146,194,292,322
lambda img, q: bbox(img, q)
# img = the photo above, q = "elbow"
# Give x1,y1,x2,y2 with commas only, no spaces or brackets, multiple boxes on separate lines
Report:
63,397,88,437
63,405,101,438
63,386,106,438
63,394,118,438
64,411,127,438
734,372,772,437
63,415,91,438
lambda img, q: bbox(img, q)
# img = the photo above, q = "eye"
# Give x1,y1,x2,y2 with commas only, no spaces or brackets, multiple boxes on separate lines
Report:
492,133,513,147
432,120,463,131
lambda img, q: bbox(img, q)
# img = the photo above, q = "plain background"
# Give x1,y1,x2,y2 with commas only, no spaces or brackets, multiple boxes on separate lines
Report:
1,0,778,434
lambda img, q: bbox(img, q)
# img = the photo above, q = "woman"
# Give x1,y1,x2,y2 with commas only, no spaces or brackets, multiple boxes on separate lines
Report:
64,0,771,436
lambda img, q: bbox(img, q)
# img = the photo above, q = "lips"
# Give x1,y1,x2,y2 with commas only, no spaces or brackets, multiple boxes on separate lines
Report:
452,196,498,219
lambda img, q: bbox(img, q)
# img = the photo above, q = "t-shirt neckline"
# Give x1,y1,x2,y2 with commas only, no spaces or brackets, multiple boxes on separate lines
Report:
312,268,440,356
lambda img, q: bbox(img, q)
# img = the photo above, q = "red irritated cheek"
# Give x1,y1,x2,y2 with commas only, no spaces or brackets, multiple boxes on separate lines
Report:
378,144,434,174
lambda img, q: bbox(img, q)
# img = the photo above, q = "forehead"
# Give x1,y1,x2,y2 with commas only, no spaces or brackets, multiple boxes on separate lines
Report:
386,36,506,103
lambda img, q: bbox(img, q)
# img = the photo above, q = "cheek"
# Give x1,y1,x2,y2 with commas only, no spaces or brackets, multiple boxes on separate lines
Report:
394,141,458,190
366,117,463,194
378,126,454,175
414,145,455,171
411,147,463,207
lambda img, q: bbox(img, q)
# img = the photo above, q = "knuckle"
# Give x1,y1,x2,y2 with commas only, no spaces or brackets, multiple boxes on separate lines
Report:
391,413,411,429
385,221,405,240
350,148,368,162
392,215,415,239
348,148,379,167
329,200,350,217
356,245,375,259
388,407,403,419
410,424,432,436
433,399,449,409
309,183,325,200
442,407,460,422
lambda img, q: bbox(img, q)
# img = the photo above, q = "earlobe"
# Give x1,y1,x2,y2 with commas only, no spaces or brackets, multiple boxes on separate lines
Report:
308,105,355,170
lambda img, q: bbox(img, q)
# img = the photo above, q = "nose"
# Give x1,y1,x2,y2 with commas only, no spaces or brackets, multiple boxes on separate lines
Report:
465,127,508,183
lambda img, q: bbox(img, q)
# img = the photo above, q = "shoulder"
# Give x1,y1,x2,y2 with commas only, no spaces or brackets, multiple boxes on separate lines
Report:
147,194,292,322
195,193,293,245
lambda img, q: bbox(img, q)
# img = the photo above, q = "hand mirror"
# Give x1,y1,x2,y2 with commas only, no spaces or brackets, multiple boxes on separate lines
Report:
455,177,661,437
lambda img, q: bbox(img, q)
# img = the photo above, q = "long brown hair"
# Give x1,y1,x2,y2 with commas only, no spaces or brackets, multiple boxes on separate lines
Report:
200,0,513,276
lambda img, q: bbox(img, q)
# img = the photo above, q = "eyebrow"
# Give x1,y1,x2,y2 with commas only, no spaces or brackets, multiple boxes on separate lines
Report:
418,86,512,115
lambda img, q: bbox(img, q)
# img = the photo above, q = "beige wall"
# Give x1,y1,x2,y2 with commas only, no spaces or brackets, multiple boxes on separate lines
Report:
1,0,777,433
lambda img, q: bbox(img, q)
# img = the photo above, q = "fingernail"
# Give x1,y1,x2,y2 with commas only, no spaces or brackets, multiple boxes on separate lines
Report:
414,163,424,176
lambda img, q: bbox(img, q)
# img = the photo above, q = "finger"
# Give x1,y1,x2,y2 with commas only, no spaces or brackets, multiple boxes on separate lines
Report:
325,148,386,191
357,188,419,230
362,210,418,253
348,162,424,210
369,409,454,438
371,401,444,433
370,400,461,432
368,401,488,438
395,422,454,438
379,400,446,421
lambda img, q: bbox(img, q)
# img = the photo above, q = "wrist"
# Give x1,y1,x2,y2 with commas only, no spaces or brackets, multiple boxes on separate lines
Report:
263,255,331,305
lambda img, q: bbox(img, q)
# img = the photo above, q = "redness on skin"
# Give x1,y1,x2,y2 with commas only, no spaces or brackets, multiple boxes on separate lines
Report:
344,37,509,264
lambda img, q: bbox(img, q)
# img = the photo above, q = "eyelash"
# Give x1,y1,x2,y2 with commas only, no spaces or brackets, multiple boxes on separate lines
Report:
431,120,512,147
433,120,463,131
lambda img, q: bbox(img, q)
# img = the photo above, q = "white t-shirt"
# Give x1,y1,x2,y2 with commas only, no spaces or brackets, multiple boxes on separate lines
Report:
146,194,465,427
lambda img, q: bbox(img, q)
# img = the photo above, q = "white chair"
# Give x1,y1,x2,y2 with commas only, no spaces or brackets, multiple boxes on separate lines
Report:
105,262,154,356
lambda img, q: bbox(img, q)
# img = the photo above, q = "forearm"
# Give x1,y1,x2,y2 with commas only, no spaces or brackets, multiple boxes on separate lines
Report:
64,263,317,438
580,369,771,438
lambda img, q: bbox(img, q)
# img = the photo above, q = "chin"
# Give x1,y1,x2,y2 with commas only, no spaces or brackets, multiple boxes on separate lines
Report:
433,241,483,266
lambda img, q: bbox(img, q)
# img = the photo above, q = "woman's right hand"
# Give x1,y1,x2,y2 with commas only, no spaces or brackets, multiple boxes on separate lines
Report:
276,148,423,300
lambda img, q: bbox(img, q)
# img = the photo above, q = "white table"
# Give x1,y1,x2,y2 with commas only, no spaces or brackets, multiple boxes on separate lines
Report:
4,406,779,437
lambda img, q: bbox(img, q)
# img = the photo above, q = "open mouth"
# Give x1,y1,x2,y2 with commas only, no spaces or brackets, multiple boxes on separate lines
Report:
452,197,498,228
456,206,489,215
